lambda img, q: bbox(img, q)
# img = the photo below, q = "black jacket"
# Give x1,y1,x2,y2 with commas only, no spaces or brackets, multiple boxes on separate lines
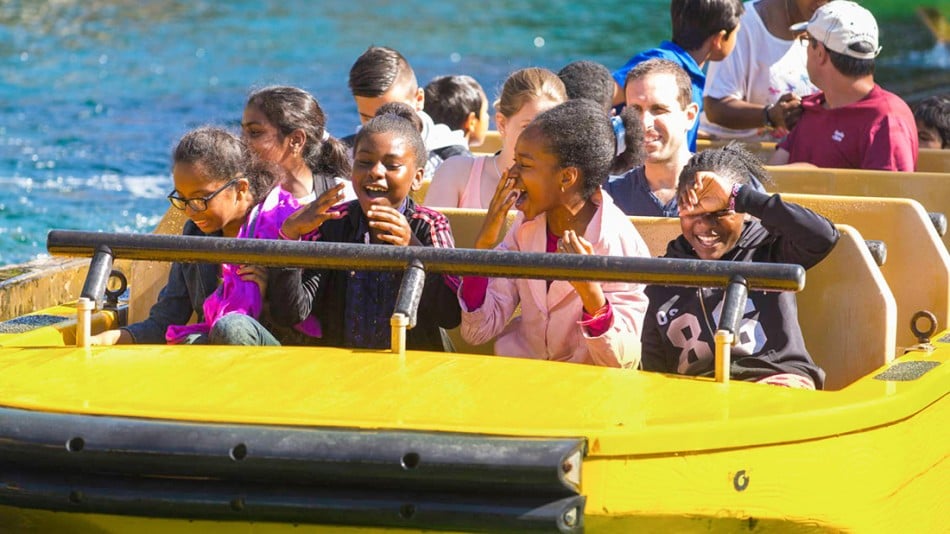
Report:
123,220,221,343
268,199,461,351
641,187,839,388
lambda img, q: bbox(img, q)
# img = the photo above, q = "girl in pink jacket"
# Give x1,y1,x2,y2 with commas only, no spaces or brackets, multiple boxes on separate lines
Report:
459,99,650,368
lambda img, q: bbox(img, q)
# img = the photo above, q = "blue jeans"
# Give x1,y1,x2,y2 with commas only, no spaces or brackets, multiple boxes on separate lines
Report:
208,314,281,346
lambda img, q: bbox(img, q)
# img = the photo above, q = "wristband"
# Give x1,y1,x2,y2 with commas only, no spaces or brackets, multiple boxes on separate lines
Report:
729,183,743,212
763,103,775,128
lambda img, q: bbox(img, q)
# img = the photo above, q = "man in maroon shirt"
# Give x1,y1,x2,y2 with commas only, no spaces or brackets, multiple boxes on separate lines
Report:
769,1,918,171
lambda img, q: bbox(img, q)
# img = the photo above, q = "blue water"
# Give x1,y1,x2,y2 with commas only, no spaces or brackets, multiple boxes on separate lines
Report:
0,0,945,265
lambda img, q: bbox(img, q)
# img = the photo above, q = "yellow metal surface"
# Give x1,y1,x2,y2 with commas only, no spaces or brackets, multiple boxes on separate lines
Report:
0,338,945,531
583,390,948,532
0,330,945,457
0,305,120,347
0,301,946,531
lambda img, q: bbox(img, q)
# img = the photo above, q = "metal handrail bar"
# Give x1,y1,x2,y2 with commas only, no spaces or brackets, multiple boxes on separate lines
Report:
47,230,805,292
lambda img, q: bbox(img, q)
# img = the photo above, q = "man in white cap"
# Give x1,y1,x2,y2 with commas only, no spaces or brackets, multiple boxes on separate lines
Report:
769,1,918,171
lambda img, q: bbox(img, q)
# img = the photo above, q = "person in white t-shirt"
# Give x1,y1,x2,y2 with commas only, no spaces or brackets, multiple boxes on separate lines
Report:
701,0,829,141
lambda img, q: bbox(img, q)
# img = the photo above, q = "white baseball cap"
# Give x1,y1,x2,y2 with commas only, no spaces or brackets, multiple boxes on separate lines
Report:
790,1,882,60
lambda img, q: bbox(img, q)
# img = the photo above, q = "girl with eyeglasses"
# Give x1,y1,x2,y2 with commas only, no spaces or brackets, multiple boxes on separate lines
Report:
91,127,285,346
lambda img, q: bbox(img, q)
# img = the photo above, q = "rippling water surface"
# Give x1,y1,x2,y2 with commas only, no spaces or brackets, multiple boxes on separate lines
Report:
0,0,945,264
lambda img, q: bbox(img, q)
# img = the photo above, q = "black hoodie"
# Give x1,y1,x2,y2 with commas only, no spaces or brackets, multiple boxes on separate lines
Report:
640,186,839,388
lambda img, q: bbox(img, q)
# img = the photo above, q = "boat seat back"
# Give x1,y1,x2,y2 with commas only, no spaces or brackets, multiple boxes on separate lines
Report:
127,207,188,325
797,225,896,389
783,194,950,351
473,132,950,172
417,178,433,206
696,139,775,163
766,167,950,250
916,148,950,174
472,132,503,156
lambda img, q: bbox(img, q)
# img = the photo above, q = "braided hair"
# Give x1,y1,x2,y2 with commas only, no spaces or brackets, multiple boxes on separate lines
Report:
678,142,771,194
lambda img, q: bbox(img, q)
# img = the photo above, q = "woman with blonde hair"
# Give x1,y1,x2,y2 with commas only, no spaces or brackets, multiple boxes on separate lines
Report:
425,67,567,209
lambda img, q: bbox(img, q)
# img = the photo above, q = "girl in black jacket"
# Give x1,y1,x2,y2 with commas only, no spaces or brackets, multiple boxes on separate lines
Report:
268,113,461,351
640,144,838,389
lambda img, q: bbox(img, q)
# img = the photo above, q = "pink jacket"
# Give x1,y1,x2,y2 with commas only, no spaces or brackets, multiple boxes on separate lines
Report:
459,191,649,368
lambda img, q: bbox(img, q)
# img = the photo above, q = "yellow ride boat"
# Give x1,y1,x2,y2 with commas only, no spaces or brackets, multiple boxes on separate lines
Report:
0,225,946,533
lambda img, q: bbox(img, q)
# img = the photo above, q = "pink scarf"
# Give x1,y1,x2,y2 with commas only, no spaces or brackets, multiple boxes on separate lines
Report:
165,186,322,343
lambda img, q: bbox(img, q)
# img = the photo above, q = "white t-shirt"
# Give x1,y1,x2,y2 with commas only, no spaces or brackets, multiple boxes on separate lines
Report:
699,0,818,140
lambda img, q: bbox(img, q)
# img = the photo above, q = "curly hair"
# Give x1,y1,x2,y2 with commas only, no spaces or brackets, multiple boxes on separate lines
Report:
173,127,281,203
529,99,615,199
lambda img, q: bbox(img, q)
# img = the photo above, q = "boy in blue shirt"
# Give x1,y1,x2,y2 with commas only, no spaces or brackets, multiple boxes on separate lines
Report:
611,0,744,151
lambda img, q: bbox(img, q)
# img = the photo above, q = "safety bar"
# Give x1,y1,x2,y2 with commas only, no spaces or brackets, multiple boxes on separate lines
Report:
714,276,749,384
47,231,806,292
79,245,114,309
392,259,426,355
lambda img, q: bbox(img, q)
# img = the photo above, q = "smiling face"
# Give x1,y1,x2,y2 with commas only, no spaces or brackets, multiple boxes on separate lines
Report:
172,161,249,237
507,125,564,221
241,103,294,168
624,72,697,165
351,131,423,214
679,172,746,260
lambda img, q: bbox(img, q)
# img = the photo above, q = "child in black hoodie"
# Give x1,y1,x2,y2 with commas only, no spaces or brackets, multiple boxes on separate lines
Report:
640,144,837,389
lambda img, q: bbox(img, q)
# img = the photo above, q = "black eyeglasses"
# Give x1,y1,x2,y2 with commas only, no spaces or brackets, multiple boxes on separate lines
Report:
167,178,237,212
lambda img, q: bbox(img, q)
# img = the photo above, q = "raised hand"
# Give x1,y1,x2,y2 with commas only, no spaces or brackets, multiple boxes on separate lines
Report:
770,93,803,134
367,205,412,246
474,170,518,249
558,230,606,315
678,171,734,217
280,182,347,240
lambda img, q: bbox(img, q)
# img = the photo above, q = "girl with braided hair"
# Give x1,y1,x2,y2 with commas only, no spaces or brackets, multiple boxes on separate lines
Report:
640,143,838,388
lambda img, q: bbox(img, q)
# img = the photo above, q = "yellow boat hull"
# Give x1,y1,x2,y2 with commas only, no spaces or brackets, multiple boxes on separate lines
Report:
0,301,946,531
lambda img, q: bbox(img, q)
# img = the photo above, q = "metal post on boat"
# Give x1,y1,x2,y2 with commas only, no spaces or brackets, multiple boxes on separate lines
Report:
714,276,749,384
390,259,427,356
80,244,115,310
76,297,94,348
714,331,733,384
391,313,408,356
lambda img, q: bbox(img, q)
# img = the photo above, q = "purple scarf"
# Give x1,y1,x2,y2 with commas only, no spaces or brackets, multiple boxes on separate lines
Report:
165,186,321,343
